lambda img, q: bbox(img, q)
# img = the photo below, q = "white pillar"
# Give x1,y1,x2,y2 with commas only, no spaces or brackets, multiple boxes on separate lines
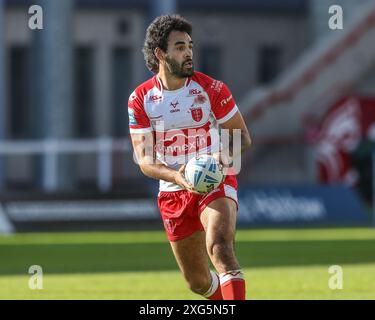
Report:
34,0,74,191
0,0,6,190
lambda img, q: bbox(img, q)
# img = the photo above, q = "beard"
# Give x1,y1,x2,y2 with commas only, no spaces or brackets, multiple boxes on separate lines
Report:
165,55,194,78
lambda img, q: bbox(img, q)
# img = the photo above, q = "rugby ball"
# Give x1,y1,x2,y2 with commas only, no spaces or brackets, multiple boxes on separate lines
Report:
184,154,224,194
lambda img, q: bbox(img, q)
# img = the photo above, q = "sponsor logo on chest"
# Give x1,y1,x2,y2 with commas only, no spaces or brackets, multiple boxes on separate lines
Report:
170,100,180,113
149,95,162,103
189,88,202,96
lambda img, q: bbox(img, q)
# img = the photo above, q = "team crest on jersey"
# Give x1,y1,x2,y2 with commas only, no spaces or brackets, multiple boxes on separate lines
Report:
190,107,203,122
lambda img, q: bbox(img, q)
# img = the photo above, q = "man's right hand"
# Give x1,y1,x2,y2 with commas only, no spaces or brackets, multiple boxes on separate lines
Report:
173,165,201,195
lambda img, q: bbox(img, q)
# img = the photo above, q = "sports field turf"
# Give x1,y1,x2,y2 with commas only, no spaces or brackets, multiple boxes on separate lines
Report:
0,227,374,299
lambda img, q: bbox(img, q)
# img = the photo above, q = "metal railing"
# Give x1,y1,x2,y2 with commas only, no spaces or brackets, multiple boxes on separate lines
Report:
0,137,132,192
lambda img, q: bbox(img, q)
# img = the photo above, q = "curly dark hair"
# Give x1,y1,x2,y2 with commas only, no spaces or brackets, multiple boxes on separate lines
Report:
142,15,193,74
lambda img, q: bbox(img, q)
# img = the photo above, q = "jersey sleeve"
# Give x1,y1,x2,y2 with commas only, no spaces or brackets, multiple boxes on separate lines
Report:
128,91,153,134
210,81,238,124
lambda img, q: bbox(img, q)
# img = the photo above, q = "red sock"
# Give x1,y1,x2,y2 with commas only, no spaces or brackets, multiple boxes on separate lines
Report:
219,270,246,300
203,271,223,300
208,285,223,300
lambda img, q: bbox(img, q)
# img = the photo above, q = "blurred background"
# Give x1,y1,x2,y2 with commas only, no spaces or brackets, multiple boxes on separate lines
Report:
0,0,374,232
0,0,375,301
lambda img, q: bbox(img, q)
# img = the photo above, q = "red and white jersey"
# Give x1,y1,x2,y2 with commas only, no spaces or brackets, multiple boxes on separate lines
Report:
128,71,238,191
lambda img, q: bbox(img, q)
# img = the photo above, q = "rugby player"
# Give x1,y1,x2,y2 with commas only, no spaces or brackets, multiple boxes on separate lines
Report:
128,15,251,300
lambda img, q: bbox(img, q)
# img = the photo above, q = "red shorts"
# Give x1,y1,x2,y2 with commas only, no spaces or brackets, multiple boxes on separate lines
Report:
157,175,238,242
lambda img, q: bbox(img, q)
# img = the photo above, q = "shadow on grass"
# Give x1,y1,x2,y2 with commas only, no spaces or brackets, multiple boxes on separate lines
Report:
0,239,374,275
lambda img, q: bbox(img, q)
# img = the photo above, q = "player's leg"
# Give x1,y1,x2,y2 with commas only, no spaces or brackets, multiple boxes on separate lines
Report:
158,190,223,299
169,230,222,299
200,197,246,300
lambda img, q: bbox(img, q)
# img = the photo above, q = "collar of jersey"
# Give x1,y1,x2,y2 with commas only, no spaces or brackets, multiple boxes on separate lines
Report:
156,75,191,95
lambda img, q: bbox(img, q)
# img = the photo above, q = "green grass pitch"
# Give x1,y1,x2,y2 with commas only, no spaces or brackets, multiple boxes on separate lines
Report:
0,227,374,299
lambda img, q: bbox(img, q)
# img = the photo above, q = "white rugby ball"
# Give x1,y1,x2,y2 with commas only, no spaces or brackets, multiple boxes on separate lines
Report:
184,154,224,194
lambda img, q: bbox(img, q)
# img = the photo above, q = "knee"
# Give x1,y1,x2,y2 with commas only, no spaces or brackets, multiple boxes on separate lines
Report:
207,233,234,257
185,275,211,295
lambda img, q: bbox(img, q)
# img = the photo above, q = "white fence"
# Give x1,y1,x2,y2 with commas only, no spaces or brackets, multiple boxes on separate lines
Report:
0,137,132,192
